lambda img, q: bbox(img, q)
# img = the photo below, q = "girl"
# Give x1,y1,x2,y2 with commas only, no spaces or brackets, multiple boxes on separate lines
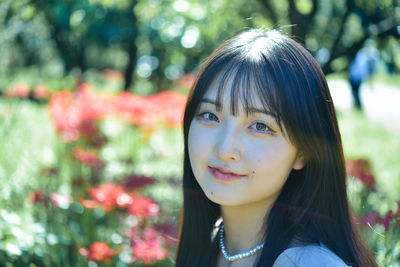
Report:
176,29,377,266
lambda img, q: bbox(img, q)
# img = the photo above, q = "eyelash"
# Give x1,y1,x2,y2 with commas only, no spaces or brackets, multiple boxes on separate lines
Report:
195,111,276,135
197,112,219,122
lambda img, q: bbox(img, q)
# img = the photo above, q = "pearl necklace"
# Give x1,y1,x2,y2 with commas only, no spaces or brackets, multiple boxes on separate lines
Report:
219,224,264,261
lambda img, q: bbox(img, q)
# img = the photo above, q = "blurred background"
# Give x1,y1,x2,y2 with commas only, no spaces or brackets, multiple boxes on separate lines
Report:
0,0,399,266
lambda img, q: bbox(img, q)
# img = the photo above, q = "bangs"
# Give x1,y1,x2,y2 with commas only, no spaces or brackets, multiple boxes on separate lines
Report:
187,29,316,146
210,59,285,133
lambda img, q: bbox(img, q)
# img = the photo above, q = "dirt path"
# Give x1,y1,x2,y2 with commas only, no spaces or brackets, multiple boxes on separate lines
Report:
328,80,400,134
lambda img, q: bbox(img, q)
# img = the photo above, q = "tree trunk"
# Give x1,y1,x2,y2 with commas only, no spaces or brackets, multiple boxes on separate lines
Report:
124,43,137,90
123,1,138,91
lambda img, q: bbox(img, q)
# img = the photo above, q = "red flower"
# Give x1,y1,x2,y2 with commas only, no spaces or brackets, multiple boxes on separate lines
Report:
73,148,102,167
128,195,160,218
47,90,88,141
102,69,124,81
29,191,46,204
397,202,400,217
81,199,100,209
129,226,165,244
79,242,115,263
5,83,30,98
156,223,179,246
113,92,158,129
129,226,172,264
133,240,168,264
357,172,376,190
346,159,376,190
142,226,159,241
50,193,72,208
48,86,187,142
123,175,156,189
144,91,187,127
177,73,196,90
89,184,131,211
33,84,51,99
382,210,394,231
361,208,400,231
96,89,186,130
47,85,105,142
116,192,134,208
361,212,381,227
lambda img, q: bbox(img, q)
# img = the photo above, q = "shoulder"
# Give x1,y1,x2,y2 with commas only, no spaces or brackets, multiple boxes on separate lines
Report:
272,243,349,267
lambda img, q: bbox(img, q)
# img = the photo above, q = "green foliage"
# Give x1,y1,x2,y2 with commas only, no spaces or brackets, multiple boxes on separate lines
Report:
339,110,400,267
370,73,400,88
0,67,75,93
0,99,61,208
1,0,397,92
339,110,400,203
0,92,183,265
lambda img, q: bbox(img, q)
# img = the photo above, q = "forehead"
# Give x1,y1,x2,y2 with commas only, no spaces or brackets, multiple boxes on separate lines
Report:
201,70,270,116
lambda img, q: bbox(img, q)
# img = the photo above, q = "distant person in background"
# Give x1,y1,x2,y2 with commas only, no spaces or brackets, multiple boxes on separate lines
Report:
348,40,379,110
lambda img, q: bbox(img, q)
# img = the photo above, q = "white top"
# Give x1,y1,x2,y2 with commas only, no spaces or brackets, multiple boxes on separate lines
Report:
272,243,349,267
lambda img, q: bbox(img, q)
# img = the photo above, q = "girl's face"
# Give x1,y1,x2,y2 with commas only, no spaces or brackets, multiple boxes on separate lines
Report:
188,75,304,207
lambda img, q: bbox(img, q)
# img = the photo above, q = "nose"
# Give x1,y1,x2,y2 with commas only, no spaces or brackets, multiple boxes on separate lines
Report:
214,126,241,162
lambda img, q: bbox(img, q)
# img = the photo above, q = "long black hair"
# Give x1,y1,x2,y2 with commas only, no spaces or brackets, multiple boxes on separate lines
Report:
176,29,377,267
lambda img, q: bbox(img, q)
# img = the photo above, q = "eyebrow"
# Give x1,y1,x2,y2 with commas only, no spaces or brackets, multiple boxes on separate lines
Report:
200,98,220,107
200,97,276,117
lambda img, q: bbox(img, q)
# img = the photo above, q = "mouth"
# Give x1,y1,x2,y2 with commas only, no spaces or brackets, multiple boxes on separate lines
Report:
208,166,247,181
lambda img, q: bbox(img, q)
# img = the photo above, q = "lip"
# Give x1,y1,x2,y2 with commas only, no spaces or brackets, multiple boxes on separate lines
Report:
208,166,247,181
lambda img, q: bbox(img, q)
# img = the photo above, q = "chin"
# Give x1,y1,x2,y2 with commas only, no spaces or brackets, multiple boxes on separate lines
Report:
204,191,242,206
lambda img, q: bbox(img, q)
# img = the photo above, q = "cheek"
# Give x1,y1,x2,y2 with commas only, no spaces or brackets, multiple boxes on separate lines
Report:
188,122,210,176
247,140,296,176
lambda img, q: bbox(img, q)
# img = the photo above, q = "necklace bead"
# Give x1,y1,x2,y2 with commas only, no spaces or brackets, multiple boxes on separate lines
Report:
219,224,264,262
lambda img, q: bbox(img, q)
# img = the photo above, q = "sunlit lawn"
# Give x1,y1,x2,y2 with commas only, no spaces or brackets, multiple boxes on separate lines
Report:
338,110,400,205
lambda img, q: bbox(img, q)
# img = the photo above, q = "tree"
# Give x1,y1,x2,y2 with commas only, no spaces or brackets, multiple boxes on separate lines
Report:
0,0,398,94
256,0,400,74
30,0,138,89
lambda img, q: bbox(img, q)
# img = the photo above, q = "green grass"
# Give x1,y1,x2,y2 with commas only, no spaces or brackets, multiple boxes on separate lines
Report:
370,73,400,88
338,110,400,205
0,99,64,210
326,72,347,81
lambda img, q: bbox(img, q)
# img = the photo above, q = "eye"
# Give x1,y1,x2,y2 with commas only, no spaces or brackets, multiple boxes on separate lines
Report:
249,122,275,135
196,112,219,122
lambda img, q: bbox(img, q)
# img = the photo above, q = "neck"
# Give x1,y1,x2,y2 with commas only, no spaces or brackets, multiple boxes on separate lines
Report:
220,199,273,255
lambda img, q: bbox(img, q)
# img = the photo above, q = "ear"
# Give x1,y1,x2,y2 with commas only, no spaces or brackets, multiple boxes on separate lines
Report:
293,152,305,170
